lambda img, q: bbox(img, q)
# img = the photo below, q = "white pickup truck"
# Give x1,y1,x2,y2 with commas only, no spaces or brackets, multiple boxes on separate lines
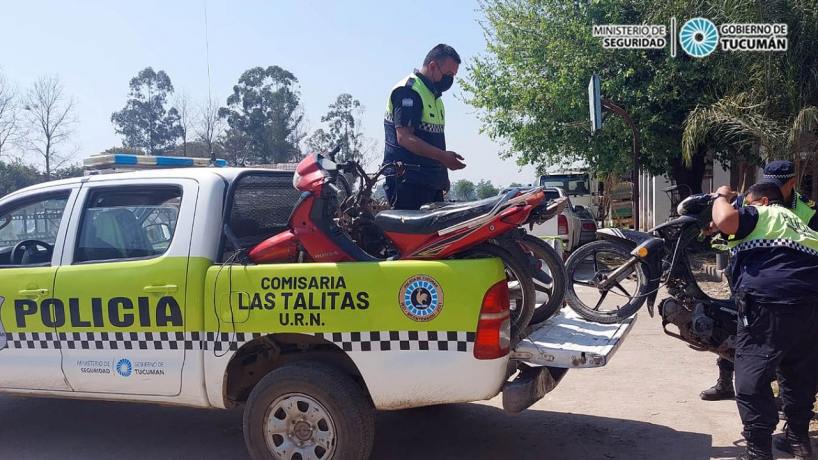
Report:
529,186,586,252
0,168,634,459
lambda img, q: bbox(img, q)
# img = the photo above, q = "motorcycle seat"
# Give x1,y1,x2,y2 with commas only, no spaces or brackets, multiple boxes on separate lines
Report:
375,195,504,234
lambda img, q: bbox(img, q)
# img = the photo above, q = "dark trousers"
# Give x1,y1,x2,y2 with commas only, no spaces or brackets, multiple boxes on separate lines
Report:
734,298,818,442
717,356,735,375
384,179,444,210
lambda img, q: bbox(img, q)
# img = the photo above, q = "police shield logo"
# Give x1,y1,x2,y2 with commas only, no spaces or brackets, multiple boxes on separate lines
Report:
399,275,444,322
0,296,6,351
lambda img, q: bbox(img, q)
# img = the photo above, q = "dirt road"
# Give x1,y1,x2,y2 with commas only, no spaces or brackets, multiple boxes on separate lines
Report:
0,310,800,459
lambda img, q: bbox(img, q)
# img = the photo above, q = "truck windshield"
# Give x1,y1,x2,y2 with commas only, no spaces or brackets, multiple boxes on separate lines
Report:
539,174,590,196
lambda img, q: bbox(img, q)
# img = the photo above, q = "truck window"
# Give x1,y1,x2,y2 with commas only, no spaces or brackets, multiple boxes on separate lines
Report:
0,193,69,266
74,187,182,263
539,174,590,196
223,172,301,260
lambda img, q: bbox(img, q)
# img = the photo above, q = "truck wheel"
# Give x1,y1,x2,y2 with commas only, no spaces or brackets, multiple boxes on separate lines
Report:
243,362,374,460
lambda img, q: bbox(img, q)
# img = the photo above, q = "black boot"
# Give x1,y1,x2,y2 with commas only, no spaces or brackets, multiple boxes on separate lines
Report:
739,436,773,460
774,424,813,459
700,377,734,401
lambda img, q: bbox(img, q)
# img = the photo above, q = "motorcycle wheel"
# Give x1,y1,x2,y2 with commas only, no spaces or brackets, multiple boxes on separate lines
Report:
564,240,648,324
459,242,536,345
513,234,567,324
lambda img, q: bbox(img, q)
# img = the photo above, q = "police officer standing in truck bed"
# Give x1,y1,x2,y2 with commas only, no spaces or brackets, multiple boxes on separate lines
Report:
382,44,466,210
712,181,818,460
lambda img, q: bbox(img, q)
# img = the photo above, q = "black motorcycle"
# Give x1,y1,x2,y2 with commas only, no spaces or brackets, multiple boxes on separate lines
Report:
563,194,736,361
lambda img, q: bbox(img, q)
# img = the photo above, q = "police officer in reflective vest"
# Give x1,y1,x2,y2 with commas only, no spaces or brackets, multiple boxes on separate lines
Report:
383,44,466,209
712,182,818,460
701,160,818,402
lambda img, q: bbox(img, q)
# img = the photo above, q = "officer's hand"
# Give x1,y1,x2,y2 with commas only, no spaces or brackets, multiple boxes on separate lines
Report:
442,151,466,170
702,221,719,236
715,185,737,201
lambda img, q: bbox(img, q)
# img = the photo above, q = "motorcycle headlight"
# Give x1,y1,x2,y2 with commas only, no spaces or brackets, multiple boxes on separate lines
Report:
292,170,301,188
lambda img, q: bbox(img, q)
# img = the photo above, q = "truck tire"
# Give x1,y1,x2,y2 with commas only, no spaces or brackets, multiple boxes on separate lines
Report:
243,362,374,460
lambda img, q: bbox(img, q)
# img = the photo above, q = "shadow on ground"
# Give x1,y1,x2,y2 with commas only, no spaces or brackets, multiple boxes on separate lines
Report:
374,403,734,460
0,396,745,460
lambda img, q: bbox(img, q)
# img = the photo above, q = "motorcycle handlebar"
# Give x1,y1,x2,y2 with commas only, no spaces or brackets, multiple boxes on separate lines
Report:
327,145,342,161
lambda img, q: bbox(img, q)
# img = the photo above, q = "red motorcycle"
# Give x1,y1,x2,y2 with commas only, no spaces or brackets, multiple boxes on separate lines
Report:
249,148,566,342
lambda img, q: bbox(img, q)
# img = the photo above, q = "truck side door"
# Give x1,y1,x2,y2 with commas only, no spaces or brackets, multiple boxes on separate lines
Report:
0,186,78,390
54,179,196,396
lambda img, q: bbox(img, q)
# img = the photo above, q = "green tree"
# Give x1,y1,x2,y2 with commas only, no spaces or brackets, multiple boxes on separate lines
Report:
475,179,499,198
111,67,182,155
307,93,368,162
0,160,41,195
681,1,818,196
51,164,84,180
463,0,734,193
451,179,477,201
0,160,82,196
219,66,304,164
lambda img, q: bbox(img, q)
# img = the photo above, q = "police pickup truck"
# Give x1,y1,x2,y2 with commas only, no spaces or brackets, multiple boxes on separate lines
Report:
0,168,634,460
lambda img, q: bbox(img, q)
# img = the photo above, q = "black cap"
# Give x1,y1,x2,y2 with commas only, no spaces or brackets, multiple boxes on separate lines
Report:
761,160,796,187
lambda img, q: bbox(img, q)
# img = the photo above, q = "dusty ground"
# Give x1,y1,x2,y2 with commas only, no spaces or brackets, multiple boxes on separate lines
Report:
0,304,804,459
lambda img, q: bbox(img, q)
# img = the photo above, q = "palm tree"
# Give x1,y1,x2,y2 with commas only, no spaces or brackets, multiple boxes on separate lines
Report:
680,0,818,195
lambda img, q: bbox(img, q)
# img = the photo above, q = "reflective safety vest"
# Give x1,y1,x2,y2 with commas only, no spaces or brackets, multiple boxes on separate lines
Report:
727,204,818,256
383,73,448,189
791,191,817,226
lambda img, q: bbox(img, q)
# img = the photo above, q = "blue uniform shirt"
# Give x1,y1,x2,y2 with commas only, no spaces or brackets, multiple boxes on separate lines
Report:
729,206,818,302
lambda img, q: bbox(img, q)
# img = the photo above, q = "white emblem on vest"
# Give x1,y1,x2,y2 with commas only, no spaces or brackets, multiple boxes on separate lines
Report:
401,98,413,107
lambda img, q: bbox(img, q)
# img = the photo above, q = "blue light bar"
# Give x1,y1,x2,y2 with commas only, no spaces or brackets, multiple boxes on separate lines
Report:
85,153,227,169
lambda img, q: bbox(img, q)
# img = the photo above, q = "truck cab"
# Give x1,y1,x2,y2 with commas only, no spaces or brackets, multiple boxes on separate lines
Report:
0,168,634,459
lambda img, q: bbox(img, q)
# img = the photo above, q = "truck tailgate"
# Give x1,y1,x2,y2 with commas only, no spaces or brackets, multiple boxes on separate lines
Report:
512,308,635,368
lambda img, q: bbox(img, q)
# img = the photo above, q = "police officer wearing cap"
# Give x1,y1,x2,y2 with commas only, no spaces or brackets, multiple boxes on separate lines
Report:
701,160,818,402
383,44,466,210
712,181,818,460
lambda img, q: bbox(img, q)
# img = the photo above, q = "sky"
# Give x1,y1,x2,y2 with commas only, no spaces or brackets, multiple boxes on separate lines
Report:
0,0,537,186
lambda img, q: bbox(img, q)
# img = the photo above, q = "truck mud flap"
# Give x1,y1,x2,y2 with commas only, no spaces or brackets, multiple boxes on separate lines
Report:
511,308,636,368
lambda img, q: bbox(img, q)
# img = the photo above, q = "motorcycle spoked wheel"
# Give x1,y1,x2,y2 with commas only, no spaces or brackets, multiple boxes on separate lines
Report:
512,234,567,324
459,242,536,345
564,240,649,324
